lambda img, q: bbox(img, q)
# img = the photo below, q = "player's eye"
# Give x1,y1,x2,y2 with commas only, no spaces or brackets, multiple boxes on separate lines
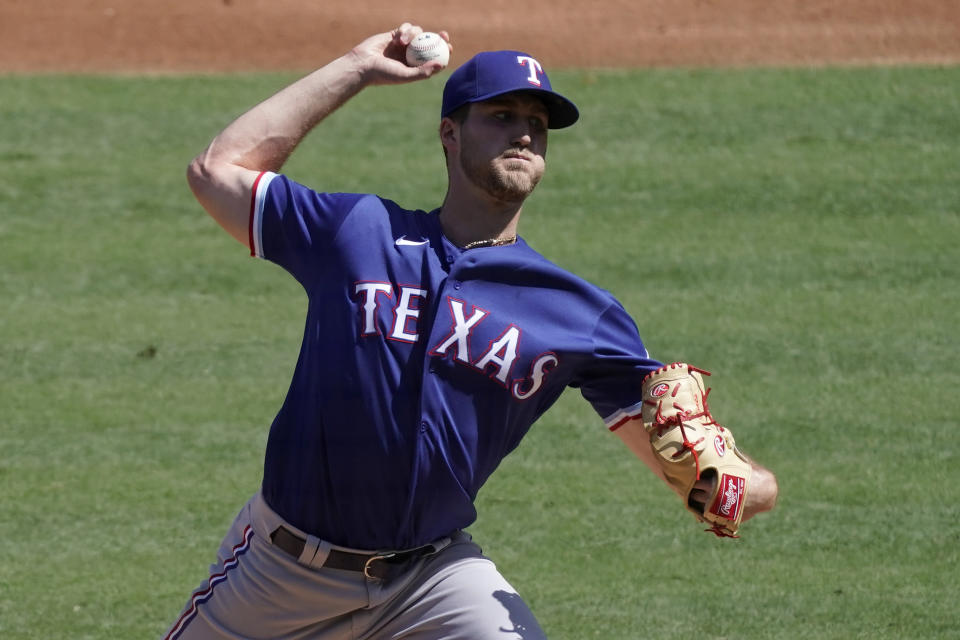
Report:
529,116,547,132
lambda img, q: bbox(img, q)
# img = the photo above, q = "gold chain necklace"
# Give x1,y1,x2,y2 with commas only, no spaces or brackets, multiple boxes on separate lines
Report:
462,235,517,250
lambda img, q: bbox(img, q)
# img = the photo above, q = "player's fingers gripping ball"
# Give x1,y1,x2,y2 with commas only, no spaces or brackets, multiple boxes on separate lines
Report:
641,363,753,537
405,32,450,67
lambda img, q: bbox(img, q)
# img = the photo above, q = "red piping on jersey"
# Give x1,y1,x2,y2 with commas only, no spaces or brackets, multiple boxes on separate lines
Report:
607,414,636,432
248,171,267,257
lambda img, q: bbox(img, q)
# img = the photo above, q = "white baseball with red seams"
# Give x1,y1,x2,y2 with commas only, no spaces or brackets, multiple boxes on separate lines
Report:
405,32,450,67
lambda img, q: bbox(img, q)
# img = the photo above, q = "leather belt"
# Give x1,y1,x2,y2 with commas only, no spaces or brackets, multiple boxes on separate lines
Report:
269,526,438,580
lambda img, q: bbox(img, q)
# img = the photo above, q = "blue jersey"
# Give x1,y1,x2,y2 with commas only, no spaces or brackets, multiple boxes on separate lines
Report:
249,172,662,549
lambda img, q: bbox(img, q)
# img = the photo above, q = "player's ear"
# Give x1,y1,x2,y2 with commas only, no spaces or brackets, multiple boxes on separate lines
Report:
439,117,459,155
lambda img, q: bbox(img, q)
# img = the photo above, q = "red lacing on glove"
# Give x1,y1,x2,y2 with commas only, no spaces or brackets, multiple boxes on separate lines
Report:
643,384,725,481
674,421,705,479
695,386,723,430
644,397,707,480
641,362,712,386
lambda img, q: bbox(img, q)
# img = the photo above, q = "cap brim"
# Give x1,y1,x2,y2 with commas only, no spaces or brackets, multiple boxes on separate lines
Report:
446,88,580,129
532,90,580,129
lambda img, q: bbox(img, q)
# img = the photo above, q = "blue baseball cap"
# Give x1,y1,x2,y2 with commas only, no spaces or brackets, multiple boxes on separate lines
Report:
441,50,579,129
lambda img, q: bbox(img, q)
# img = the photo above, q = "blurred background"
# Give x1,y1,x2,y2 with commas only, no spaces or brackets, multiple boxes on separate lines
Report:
2,0,959,72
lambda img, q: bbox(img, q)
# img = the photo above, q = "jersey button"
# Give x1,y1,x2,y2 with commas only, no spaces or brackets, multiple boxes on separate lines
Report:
446,255,455,263
420,421,428,433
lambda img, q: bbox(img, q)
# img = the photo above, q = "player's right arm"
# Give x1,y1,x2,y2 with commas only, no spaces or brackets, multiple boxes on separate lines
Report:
186,23,450,248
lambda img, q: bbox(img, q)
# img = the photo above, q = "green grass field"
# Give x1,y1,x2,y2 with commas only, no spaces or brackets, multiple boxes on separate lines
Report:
1,65,958,639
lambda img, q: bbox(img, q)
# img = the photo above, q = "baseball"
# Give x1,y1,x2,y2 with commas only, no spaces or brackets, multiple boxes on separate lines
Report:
405,32,450,68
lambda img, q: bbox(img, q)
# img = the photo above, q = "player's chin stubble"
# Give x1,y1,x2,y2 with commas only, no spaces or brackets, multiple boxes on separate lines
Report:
460,151,543,204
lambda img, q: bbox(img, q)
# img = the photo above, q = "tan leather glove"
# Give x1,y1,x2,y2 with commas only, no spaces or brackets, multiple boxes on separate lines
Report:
641,363,752,537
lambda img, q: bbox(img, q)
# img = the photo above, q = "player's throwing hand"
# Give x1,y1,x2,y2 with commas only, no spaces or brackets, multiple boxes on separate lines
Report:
349,23,452,85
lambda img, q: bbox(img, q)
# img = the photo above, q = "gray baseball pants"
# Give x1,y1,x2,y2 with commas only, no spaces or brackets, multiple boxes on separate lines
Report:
162,491,547,639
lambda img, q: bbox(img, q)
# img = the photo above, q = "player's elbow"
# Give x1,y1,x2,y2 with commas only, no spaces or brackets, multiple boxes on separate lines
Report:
184,154,232,228
186,154,212,201
184,153,257,248
185,153,230,217
752,466,780,513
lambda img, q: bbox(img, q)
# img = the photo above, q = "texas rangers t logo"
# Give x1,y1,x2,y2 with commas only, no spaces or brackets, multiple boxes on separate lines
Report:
516,55,544,87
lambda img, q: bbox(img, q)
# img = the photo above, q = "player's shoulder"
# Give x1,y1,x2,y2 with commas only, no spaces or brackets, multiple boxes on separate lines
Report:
510,241,624,309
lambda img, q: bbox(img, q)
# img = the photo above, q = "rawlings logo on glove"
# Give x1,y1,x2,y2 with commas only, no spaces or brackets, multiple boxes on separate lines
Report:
640,362,753,538
710,473,746,521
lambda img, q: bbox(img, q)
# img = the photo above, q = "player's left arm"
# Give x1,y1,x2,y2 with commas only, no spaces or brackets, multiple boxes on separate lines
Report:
584,306,777,534
609,362,779,538
614,418,779,523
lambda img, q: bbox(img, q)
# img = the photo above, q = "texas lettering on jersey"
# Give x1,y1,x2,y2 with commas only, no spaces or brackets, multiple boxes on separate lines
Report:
353,282,558,401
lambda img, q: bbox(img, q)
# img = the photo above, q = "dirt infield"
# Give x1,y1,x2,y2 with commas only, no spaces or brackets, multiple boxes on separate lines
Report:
2,0,959,72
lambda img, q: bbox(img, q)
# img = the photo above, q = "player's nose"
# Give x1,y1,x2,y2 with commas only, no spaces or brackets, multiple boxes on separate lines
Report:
511,129,533,147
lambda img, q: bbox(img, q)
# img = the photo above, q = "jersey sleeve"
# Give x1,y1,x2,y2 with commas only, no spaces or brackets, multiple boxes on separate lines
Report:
248,172,366,283
574,301,663,430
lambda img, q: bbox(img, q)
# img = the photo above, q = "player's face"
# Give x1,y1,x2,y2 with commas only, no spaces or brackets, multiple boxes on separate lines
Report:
457,94,549,204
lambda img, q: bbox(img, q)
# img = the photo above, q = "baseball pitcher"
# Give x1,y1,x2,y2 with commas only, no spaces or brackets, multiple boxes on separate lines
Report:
163,22,778,640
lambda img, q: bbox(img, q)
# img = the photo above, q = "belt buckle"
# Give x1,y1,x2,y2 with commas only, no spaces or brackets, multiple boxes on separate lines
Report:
363,552,396,579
